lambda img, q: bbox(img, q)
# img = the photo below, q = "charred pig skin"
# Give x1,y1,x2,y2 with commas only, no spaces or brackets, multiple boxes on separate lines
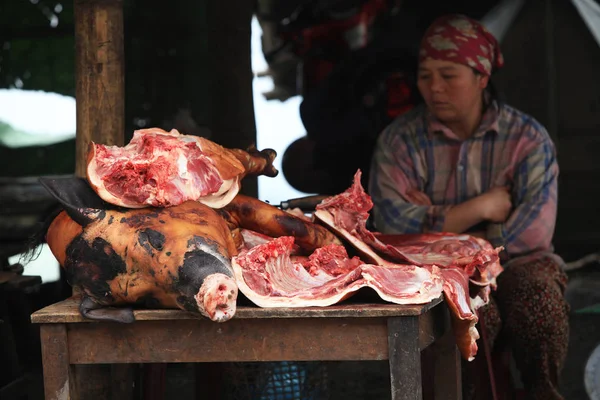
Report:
219,194,342,254
44,188,239,323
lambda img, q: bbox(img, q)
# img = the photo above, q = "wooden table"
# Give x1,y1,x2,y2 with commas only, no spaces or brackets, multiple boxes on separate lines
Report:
32,296,461,400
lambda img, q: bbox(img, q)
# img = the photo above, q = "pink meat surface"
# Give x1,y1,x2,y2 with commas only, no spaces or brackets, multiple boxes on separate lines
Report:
231,236,443,308
313,170,504,361
87,128,245,208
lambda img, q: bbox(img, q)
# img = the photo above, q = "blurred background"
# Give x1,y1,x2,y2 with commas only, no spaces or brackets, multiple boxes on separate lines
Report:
1,0,600,398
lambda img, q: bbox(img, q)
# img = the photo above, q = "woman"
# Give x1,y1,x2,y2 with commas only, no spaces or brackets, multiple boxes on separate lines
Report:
368,14,569,400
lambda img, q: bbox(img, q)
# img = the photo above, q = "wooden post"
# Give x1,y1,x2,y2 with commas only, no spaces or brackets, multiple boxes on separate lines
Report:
206,1,257,197
74,0,125,177
72,1,127,397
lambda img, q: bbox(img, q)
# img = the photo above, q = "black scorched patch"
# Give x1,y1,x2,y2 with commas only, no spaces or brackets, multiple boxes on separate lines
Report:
186,235,220,250
274,214,309,237
138,229,166,255
64,236,127,302
239,203,254,218
134,294,161,308
120,212,161,227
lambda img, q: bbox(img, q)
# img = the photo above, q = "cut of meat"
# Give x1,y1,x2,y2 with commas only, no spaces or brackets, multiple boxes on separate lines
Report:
313,207,390,266
233,237,364,307
87,128,277,209
373,234,501,361
473,237,504,288
437,268,480,361
314,170,393,266
239,228,302,255
314,171,502,284
361,264,445,305
231,236,444,308
87,128,240,208
303,244,363,277
313,169,504,361
373,233,503,287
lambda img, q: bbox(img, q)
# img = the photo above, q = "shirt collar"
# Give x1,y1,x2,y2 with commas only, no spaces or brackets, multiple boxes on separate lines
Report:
426,94,501,141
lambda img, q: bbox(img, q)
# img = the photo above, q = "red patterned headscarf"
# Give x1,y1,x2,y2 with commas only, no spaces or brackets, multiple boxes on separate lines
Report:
419,14,504,76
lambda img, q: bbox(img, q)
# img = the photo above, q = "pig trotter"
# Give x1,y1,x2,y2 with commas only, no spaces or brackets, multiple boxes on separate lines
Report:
194,273,238,323
257,148,278,177
79,296,135,323
248,145,278,178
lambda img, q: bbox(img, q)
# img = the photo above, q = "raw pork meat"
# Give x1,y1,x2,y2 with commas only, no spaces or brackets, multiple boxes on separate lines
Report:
373,233,503,288
232,236,444,308
313,170,503,361
87,128,277,209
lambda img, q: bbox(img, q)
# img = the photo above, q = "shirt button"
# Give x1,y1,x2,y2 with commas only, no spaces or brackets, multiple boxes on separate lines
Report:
457,165,464,172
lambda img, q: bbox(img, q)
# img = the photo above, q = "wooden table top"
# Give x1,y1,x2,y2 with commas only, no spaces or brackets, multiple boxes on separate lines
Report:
31,295,444,324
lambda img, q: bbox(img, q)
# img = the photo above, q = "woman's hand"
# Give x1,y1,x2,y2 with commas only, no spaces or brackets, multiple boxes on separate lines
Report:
404,186,511,234
478,186,512,223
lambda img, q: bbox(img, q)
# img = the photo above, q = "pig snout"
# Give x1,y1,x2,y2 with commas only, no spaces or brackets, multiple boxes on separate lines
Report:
194,273,238,322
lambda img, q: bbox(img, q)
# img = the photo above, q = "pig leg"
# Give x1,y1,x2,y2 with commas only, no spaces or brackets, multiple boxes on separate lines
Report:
230,147,278,178
194,273,238,323
220,194,342,253
79,296,135,323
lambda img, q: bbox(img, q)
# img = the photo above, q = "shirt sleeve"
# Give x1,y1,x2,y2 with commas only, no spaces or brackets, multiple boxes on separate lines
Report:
368,123,450,234
486,135,559,257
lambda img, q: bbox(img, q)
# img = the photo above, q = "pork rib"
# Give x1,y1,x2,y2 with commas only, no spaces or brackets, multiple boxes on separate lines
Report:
231,236,443,308
373,233,503,287
313,170,503,361
87,128,277,209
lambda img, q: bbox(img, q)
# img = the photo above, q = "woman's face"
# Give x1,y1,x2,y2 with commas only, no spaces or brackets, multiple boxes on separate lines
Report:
417,59,488,123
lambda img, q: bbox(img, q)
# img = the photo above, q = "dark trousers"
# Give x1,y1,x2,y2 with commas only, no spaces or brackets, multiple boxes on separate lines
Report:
464,254,570,400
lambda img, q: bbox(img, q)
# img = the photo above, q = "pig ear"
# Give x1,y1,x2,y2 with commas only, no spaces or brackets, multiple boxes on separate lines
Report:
80,297,135,323
39,176,119,227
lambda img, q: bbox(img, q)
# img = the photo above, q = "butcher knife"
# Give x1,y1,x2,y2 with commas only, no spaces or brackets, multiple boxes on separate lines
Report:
278,195,329,212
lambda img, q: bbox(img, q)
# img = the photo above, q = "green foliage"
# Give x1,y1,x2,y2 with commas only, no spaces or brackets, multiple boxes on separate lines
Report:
0,0,212,176
0,0,75,95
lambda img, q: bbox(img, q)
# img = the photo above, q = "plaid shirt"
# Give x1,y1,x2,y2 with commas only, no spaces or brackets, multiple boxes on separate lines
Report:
368,100,560,262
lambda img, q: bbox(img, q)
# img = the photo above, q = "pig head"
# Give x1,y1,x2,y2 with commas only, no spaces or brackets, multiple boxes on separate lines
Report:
41,177,239,323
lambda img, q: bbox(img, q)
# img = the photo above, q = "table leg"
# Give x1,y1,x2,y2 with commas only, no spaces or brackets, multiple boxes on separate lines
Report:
40,324,75,400
388,316,422,400
433,331,462,400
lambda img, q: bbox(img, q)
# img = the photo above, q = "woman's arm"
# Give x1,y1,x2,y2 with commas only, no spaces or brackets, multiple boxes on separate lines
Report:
369,118,516,236
368,124,492,234
442,197,489,233
486,138,559,257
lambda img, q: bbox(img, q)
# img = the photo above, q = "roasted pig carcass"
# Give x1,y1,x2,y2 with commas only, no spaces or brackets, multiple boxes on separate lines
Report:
42,177,239,323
